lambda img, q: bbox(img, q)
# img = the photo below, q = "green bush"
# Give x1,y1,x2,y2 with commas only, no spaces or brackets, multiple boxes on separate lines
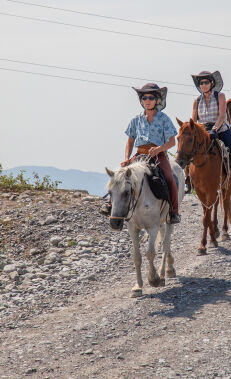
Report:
0,165,61,192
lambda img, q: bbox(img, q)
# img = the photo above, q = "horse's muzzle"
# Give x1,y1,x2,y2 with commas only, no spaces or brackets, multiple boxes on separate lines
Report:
175,157,186,169
110,218,124,230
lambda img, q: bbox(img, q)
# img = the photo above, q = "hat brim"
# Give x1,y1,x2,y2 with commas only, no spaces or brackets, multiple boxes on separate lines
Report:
191,71,223,93
132,86,168,111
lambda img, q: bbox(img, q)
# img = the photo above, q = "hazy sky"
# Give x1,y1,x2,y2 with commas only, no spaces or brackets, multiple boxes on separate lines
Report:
1,0,231,172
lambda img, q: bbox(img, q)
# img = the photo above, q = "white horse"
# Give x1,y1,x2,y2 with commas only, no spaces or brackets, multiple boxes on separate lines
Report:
106,159,185,297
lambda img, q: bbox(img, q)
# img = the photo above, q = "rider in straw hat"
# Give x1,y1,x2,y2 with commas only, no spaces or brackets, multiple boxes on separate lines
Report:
101,83,180,224
191,70,231,152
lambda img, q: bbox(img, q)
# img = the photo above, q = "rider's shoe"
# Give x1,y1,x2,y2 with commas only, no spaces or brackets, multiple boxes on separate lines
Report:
99,202,112,216
170,213,181,224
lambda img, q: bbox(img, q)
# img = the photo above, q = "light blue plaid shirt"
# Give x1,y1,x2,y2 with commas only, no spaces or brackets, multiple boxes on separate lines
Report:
125,111,177,147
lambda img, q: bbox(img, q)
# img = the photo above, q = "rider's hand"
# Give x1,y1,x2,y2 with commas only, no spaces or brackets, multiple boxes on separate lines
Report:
209,130,218,140
121,159,130,167
149,146,161,157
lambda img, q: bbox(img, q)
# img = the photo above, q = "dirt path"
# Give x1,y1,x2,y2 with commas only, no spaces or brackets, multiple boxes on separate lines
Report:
0,195,231,379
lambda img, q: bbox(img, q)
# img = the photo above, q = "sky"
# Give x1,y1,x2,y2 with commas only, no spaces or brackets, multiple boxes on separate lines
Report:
1,0,231,173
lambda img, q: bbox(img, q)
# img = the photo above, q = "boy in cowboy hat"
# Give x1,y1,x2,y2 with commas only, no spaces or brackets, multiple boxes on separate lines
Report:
101,83,180,224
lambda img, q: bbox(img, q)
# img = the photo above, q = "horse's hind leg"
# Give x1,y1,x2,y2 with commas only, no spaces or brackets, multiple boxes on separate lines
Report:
146,226,161,287
128,225,143,297
221,190,231,241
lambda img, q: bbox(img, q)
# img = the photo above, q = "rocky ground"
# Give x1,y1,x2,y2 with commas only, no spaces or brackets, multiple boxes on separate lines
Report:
0,189,230,379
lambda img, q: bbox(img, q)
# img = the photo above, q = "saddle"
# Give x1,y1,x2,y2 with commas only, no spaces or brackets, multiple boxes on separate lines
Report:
133,154,178,203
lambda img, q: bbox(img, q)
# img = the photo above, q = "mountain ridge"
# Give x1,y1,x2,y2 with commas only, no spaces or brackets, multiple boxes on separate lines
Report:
3,165,108,196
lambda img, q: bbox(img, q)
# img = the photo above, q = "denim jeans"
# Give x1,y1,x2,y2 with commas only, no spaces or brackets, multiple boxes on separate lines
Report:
218,129,231,153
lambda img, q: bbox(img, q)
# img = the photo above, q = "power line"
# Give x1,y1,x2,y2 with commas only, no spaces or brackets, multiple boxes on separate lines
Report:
0,66,196,96
0,58,195,88
2,57,231,92
6,0,231,39
1,11,231,52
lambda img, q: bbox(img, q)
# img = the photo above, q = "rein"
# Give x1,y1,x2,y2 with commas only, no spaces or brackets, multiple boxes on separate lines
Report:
109,176,145,222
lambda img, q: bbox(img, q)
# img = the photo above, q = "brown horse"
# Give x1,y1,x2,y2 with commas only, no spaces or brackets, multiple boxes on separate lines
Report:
176,118,231,255
184,99,231,195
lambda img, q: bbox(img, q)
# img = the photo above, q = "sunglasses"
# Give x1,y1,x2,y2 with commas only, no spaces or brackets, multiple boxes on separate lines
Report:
199,80,211,85
141,95,156,101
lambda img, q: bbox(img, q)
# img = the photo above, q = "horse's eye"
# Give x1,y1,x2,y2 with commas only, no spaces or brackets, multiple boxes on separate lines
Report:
124,190,129,197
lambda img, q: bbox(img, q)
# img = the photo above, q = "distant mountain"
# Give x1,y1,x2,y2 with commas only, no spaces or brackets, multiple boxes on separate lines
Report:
2,166,109,196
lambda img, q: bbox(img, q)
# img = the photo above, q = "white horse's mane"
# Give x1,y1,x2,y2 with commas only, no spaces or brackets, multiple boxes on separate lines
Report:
107,160,151,191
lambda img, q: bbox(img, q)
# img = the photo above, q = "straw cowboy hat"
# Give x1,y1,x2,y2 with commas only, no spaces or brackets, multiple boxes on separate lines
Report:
132,83,168,111
191,71,223,94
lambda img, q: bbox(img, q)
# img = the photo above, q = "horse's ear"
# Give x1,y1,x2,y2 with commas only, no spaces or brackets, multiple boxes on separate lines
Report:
189,118,195,129
125,168,131,179
105,167,114,177
176,117,183,127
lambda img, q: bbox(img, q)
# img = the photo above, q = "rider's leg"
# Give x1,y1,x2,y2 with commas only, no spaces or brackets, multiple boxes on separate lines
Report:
157,152,180,224
218,129,231,159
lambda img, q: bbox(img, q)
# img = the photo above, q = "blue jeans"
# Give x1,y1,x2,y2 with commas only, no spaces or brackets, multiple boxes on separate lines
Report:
218,129,231,153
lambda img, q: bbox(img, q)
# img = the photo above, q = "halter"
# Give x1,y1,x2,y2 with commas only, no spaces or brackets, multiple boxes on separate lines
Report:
109,176,145,222
177,124,213,168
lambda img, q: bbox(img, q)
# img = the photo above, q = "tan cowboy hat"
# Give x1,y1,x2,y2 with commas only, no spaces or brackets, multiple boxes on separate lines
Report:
132,83,168,111
191,71,223,93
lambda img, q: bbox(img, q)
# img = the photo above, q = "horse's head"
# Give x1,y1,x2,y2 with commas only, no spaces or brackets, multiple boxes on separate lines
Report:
105,166,134,230
106,162,148,230
175,118,208,169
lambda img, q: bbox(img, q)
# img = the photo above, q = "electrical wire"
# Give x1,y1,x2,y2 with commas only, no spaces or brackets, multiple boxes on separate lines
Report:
0,57,195,88
6,0,231,39
1,11,231,52
0,66,196,96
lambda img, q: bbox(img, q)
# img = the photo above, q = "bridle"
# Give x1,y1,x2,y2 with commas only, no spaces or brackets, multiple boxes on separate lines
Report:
177,125,213,168
109,176,145,222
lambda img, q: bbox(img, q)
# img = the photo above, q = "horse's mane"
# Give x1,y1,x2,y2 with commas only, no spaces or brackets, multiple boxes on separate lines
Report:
107,160,151,191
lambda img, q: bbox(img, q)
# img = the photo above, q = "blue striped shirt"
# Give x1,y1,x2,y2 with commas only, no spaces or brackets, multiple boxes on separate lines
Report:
125,111,177,147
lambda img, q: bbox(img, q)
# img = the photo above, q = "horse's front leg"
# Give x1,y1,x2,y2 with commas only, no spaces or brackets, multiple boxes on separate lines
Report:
128,224,143,297
158,223,175,283
212,199,220,239
146,226,162,287
199,206,215,255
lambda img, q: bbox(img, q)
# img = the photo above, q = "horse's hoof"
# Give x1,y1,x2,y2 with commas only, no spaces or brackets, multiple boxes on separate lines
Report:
197,248,207,256
131,289,142,298
221,233,230,241
166,268,176,278
148,275,161,287
159,278,165,287
209,240,218,248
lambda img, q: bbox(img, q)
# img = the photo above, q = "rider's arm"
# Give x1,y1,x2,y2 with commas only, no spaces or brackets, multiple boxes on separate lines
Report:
121,137,135,166
192,99,198,122
214,93,226,131
125,137,135,160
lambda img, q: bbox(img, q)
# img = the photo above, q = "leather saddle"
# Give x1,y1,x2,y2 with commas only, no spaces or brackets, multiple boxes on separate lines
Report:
133,155,178,202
